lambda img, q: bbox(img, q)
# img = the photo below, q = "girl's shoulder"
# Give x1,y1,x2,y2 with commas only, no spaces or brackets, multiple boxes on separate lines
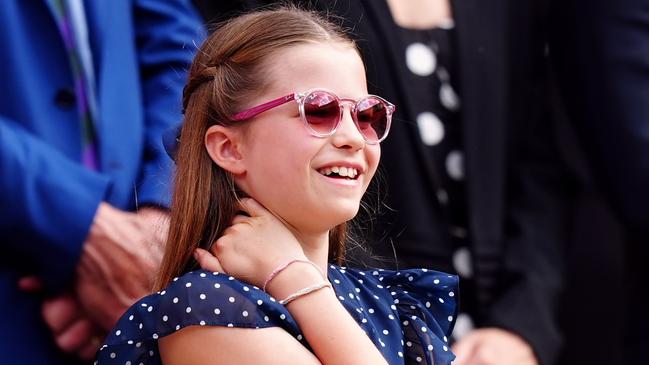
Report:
96,270,299,364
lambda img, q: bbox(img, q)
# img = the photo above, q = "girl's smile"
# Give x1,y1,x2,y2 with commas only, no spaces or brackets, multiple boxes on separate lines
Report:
230,41,380,235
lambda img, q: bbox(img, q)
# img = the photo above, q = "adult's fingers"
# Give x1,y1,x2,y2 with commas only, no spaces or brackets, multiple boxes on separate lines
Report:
18,276,44,292
451,333,480,365
194,248,225,272
78,338,102,361
54,318,94,353
42,294,81,335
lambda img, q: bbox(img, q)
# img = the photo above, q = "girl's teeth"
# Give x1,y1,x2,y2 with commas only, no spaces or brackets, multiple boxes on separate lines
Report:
319,166,359,178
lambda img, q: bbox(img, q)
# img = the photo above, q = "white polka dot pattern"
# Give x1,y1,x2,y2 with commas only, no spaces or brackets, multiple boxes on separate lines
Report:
406,42,437,76
440,83,460,111
452,247,473,278
96,267,458,365
417,112,445,146
445,150,464,180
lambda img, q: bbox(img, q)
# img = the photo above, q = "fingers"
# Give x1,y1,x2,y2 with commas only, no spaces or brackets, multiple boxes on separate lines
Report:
451,333,480,365
54,318,94,353
194,248,225,272
237,197,267,217
42,294,81,334
452,328,536,365
18,276,44,292
231,214,249,225
42,294,98,356
80,204,163,307
78,338,102,361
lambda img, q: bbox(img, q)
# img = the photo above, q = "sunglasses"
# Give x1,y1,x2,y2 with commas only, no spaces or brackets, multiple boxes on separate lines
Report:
231,89,395,144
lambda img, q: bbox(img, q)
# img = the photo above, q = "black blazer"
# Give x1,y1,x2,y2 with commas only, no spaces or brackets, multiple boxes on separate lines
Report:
551,0,649,361
194,1,572,364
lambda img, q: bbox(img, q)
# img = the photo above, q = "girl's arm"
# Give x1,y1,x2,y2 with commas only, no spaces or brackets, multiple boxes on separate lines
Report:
266,263,389,365
159,326,321,365
158,258,387,365
178,197,389,365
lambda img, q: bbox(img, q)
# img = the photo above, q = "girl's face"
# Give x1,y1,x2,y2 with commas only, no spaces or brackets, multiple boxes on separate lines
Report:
235,42,380,235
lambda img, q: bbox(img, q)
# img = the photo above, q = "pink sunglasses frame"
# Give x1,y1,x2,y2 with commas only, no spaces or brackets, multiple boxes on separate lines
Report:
230,89,396,144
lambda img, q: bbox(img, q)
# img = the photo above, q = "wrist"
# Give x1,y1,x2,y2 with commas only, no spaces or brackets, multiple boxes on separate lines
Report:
278,282,332,305
266,261,327,300
262,259,321,291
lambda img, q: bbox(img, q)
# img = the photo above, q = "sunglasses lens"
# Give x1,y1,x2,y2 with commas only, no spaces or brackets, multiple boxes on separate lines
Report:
356,97,388,142
303,91,340,134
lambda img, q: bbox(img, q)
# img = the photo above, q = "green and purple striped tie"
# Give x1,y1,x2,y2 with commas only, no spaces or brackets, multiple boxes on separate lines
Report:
48,0,100,170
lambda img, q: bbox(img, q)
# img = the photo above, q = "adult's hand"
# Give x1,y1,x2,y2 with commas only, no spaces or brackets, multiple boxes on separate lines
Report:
452,328,538,365
41,292,105,360
137,205,170,260
75,202,168,330
17,280,104,360
18,203,169,357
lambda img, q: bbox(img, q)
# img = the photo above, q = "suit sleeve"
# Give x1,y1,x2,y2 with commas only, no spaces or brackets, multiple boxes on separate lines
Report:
133,0,206,207
480,77,572,365
0,117,112,292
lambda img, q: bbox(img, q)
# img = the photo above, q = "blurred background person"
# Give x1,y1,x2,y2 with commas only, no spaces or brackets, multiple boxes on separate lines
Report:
195,1,572,364
0,0,203,364
551,0,649,363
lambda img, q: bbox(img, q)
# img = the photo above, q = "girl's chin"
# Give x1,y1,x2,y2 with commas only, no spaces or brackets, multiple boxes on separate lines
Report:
289,209,360,234
322,209,361,230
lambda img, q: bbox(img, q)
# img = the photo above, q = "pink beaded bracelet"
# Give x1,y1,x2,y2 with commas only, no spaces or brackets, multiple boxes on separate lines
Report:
262,259,325,292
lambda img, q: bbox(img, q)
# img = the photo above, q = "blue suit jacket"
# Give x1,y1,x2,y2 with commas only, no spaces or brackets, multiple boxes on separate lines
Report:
0,1,203,363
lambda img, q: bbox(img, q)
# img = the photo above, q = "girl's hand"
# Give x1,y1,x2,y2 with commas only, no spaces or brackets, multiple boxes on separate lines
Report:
194,248,224,273
201,198,308,288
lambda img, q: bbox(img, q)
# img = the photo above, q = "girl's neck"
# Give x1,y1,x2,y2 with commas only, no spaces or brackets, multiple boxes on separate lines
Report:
294,230,330,275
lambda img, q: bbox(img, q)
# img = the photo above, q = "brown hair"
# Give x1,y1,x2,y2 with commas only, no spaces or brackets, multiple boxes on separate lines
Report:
155,7,359,290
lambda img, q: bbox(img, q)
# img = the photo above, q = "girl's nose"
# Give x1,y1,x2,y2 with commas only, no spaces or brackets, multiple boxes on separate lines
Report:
331,104,365,150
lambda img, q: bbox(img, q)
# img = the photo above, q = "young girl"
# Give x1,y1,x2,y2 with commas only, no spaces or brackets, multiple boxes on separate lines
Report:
96,7,457,365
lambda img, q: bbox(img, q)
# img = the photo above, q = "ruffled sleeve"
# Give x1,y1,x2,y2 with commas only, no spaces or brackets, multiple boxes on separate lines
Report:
376,268,458,365
95,270,301,364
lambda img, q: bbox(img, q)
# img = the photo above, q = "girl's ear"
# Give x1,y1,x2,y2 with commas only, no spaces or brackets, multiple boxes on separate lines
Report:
204,125,246,175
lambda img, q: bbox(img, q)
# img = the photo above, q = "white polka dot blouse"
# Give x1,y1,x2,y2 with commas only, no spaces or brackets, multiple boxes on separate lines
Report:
95,266,458,364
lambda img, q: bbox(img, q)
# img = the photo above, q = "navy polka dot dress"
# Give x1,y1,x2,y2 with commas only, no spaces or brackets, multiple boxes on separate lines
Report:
96,266,458,364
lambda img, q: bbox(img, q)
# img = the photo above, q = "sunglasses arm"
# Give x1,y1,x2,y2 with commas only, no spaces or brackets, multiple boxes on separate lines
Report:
230,93,296,121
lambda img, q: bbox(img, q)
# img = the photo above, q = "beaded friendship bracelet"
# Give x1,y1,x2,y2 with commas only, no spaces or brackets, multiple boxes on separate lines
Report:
262,259,325,292
278,282,333,305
